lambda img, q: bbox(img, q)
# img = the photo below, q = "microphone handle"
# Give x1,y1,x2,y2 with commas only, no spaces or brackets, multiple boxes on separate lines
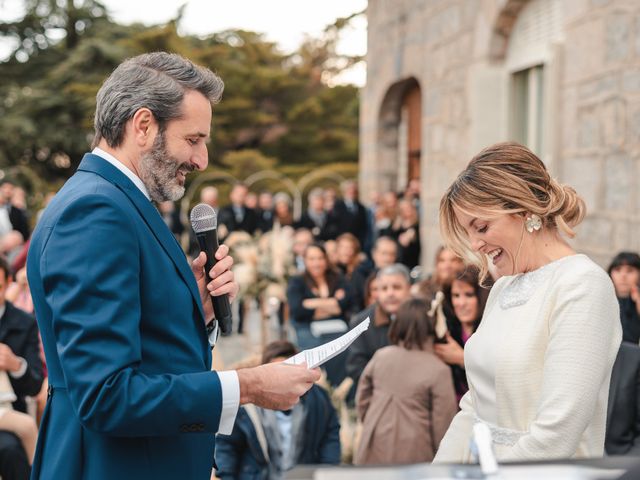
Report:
195,228,233,335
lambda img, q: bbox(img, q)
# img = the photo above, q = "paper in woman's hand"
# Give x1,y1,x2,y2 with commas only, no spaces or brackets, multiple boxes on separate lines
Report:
284,318,370,369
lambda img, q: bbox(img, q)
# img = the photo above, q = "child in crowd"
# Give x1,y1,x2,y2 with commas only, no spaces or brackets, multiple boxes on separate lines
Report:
354,298,457,465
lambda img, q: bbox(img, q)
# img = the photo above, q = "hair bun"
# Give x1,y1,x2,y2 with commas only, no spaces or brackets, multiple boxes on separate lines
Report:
546,180,586,237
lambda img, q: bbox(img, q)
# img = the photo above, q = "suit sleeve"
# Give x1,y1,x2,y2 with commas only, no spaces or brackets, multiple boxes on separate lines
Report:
9,315,44,398
40,193,223,436
287,276,315,323
335,276,353,317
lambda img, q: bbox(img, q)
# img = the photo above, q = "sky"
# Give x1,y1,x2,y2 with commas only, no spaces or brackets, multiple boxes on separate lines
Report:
0,0,368,86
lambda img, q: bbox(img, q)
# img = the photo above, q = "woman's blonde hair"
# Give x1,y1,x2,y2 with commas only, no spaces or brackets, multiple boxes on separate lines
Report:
439,142,586,281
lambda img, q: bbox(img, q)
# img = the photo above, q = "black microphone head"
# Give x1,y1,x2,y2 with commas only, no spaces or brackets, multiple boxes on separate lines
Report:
190,203,217,233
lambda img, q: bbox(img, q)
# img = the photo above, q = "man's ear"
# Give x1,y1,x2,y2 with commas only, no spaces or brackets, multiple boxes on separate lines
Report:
131,108,158,147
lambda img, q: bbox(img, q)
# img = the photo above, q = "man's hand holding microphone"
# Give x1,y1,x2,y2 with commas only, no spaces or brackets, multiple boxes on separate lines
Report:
190,203,320,411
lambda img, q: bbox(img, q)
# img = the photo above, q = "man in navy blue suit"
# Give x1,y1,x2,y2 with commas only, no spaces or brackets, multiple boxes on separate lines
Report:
27,52,319,480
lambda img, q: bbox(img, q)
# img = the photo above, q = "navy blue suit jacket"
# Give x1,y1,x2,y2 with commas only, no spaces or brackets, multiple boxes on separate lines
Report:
27,154,224,479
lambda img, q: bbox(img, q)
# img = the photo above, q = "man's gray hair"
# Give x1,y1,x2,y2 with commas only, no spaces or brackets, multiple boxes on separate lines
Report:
93,52,224,148
376,263,411,284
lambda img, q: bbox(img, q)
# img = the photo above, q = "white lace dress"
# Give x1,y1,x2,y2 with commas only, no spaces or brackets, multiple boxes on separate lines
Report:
433,254,622,463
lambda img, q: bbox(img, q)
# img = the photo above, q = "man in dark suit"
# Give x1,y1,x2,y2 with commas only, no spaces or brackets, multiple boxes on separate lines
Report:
346,264,412,392
217,183,258,240
606,341,640,455
295,188,333,241
255,192,274,234
0,255,43,480
331,181,368,249
26,52,319,480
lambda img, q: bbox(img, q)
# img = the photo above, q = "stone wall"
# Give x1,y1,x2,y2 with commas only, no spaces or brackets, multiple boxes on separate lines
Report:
361,0,640,270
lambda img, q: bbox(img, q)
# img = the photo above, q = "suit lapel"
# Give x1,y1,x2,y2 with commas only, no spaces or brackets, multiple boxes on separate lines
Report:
77,154,205,322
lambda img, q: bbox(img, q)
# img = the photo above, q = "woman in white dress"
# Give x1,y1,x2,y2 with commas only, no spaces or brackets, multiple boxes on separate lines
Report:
433,142,622,463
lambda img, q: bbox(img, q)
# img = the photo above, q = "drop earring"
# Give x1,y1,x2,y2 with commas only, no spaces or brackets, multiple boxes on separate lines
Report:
525,214,542,233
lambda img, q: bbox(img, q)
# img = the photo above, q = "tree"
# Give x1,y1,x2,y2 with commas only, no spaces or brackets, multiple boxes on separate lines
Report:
0,1,362,198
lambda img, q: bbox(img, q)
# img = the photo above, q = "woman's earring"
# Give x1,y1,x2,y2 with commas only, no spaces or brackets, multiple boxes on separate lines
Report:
525,214,542,233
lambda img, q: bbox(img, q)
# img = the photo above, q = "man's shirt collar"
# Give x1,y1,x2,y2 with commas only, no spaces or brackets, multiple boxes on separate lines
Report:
92,147,151,201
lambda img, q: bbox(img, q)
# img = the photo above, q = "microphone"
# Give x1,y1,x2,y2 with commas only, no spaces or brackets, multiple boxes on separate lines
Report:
190,203,233,335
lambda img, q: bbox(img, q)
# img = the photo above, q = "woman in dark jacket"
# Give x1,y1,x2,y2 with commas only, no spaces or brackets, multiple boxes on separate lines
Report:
608,251,640,344
287,243,353,348
287,243,353,385
434,267,489,400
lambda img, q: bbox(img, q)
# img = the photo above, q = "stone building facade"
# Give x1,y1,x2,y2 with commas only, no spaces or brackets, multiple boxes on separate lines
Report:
360,0,640,269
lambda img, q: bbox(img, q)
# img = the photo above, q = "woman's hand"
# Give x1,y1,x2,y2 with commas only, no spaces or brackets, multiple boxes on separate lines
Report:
398,228,416,247
434,333,465,367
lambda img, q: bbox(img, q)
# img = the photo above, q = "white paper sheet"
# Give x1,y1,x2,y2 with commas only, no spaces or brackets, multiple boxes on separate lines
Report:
285,317,370,369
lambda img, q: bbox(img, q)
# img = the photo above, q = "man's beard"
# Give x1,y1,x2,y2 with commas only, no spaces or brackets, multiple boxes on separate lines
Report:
139,131,194,202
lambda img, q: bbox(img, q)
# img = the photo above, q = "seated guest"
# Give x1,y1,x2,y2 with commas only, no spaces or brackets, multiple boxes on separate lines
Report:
413,246,464,301
215,341,341,479
606,342,640,456
287,243,353,385
0,371,38,466
608,252,640,344
296,188,331,240
435,268,489,400
0,256,44,480
374,191,399,235
291,228,314,274
217,183,258,239
362,273,379,308
379,199,420,269
335,233,362,281
332,180,368,249
346,264,412,391
255,192,274,234
273,192,294,228
355,298,457,465
350,236,398,312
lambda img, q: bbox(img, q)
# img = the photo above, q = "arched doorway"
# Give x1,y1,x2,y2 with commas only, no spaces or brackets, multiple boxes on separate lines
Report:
376,77,422,192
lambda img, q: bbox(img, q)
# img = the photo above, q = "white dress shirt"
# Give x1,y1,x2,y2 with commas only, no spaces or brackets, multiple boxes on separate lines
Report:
92,148,239,434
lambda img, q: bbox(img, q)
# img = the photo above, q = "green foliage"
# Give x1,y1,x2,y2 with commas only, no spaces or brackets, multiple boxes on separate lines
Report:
0,1,361,196
219,149,278,179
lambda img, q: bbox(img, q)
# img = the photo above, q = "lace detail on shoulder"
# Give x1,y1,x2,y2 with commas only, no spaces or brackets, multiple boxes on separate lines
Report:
498,255,580,309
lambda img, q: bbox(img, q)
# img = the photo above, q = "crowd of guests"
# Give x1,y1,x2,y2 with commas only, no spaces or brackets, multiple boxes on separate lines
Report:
197,179,640,478
0,173,639,479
